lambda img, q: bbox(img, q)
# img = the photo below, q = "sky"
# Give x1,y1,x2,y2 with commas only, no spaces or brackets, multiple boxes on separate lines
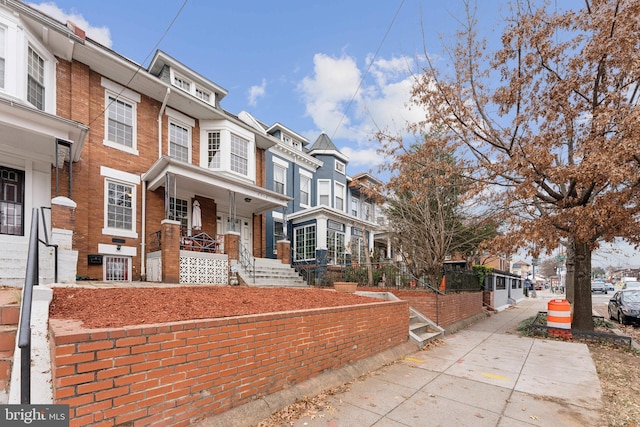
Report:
27,0,640,269
27,0,511,176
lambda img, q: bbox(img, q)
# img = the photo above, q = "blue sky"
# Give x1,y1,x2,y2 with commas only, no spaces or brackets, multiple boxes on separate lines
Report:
28,0,510,178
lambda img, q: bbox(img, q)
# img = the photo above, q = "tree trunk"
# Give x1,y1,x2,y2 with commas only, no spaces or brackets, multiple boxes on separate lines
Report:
565,244,575,304
363,230,374,286
570,239,593,331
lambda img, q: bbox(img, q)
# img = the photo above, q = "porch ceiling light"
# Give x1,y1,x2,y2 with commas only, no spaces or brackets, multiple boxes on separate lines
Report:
244,197,252,203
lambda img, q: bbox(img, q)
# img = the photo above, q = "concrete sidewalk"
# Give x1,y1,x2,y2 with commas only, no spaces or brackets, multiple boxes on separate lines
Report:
289,294,602,427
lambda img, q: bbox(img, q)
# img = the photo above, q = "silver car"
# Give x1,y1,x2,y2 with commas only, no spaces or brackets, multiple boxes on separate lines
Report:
591,280,607,294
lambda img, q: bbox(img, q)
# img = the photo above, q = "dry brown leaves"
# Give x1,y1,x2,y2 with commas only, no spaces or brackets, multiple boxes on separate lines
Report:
257,384,350,427
590,304,640,427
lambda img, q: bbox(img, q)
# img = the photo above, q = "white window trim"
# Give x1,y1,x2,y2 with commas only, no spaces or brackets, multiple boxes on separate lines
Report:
273,157,288,195
335,160,346,175
198,122,256,182
101,79,141,155
299,170,312,208
103,90,139,155
101,254,133,282
100,167,139,239
168,119,192,163
334,181,345,212
318,179,331,207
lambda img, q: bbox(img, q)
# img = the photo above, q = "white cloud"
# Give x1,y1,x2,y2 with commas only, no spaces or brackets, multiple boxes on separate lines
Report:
247,79,267,107
297,52,427,171
28,2,112,48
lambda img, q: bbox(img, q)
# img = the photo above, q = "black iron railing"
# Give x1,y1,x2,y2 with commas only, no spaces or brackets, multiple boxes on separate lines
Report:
18,208,39,403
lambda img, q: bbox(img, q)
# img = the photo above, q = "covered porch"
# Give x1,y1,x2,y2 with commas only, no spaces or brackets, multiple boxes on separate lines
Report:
141,156,290,284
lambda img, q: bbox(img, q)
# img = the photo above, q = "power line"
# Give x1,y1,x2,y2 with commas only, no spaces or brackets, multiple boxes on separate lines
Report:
330,0,406,140
87,0,189,127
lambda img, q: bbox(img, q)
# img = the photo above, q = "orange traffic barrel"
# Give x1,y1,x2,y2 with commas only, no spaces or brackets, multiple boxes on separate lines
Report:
547,299,572,335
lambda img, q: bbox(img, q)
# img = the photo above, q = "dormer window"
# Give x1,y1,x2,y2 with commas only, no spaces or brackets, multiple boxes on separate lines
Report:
173,73,191,91
27,47,45,110
335,160,345,175
195,87,210,103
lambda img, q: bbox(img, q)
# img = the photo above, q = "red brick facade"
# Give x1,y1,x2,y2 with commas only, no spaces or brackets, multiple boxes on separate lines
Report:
50,300,409,426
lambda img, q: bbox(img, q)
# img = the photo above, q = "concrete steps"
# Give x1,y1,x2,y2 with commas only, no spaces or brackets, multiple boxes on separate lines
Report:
409,310,443,346
235,258,308,287
0,242,55,286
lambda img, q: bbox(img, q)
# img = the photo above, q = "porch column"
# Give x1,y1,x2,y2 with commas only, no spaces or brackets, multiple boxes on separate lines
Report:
276,240,290,264
225,232,240,261
161,219,181,283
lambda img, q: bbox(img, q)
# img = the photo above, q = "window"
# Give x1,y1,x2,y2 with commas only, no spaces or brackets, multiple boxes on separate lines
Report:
334,182,345,211
27,47,45,110
318,180,330,206
107,182,133,230
195,87,210,103
350,235,367,263
274,164,286,194
105,256,130,281
0,167,24,236
230,134,249,175
364,202,373,221
107,96,134,148
173,74,191,91
283,135,292,145
169,122,190,162
300,174,310,206
0,27,5,89
351,198,359,217
169,197,188,230
208,131,221,168
294,224,315,261
335,160,345,174
273,221,284,254
327,229,345,265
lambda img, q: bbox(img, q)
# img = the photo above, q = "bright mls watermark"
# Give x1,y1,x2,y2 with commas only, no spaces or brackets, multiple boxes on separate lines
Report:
1,405,69,426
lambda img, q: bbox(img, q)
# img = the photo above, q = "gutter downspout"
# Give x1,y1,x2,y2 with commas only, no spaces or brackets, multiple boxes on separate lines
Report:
158,88,170,158
141,87,170,280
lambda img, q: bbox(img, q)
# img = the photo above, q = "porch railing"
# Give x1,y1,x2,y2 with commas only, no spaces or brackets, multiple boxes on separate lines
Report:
18,208,39,403
239,243,255,283
180,230,221,253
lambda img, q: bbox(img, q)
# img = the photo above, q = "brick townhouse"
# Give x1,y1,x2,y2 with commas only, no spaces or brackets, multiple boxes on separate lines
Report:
0,0,296,285
0,0,395,286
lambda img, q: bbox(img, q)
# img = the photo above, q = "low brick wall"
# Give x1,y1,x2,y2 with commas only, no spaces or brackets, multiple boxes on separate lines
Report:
50,300,409,427
388,291,483,327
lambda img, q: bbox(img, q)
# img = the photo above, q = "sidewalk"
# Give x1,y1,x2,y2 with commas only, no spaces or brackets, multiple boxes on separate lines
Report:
288,293,602,427
196,291,603,427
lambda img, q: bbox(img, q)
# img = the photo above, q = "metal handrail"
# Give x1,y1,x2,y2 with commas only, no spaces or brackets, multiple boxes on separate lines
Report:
239,243,255,283
38,207,58,282
18,208,39,404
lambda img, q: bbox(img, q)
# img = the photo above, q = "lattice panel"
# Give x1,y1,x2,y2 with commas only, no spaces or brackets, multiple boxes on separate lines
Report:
180,255,228,284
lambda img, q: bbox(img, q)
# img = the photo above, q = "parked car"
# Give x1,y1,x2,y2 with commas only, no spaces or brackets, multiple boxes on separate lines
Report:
591,280,607,294
608,289,640,325
622,281,640,290
606,283,615,292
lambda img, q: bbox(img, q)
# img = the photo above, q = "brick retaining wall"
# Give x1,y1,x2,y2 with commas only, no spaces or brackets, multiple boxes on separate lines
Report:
389,291,483,327
50,300,409,426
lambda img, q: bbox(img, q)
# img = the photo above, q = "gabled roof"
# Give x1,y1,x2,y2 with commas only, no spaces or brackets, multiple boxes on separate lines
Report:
307,132,349,163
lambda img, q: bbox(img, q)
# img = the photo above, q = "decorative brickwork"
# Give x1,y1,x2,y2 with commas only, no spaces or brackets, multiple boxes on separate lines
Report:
49,300,409,426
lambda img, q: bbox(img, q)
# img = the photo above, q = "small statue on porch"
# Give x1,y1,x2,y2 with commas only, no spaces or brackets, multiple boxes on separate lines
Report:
229,265,239,286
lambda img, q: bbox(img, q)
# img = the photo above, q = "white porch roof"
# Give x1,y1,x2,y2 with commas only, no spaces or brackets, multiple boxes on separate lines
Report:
142,156,290,217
